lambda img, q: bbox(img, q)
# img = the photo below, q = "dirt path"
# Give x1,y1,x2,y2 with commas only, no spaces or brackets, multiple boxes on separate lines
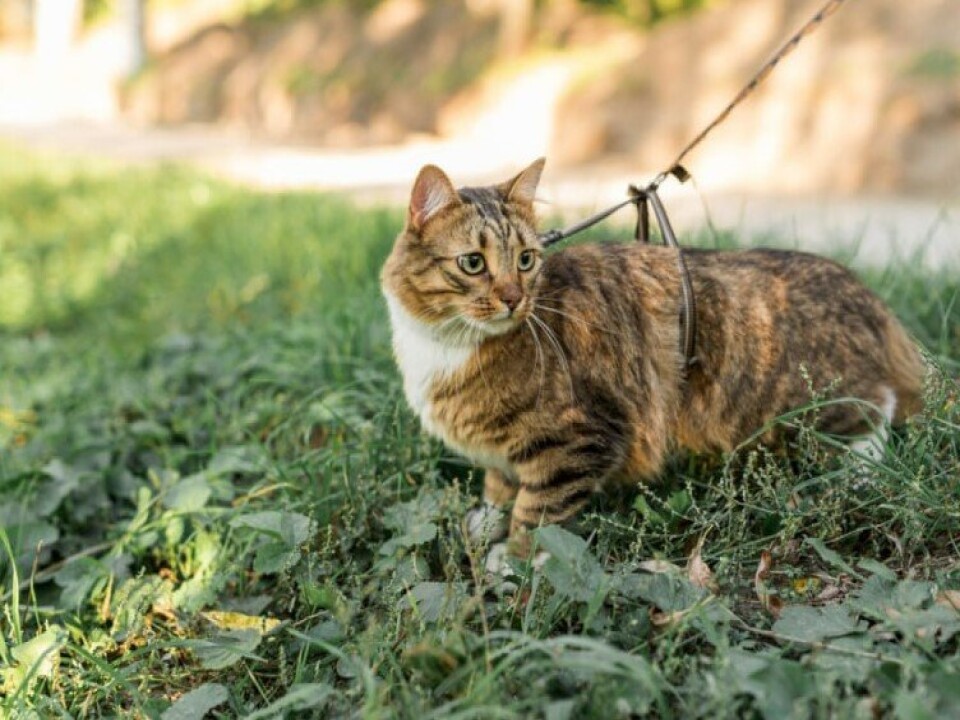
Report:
3,119,956,271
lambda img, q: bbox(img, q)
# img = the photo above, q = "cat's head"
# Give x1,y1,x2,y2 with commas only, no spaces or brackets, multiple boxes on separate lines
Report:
382,158,546,342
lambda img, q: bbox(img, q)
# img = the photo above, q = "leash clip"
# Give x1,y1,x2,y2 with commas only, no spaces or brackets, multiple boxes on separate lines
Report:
627,183,699,370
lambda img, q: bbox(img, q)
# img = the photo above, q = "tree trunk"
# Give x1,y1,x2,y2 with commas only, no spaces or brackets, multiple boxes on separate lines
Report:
122,0,147,75
496,0,533,58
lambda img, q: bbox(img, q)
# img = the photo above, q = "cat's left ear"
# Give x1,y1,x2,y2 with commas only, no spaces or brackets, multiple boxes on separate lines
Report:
408,164,461,233
499,157,545,206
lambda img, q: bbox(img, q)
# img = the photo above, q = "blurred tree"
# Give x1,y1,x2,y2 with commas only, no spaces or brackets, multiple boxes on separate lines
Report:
495,0,534,57
121,0,147,74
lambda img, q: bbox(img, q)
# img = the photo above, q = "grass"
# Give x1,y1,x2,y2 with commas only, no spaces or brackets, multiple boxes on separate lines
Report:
0,143,959,719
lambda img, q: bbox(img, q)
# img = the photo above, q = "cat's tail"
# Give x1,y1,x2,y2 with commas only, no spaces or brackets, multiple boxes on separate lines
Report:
884,316,926,423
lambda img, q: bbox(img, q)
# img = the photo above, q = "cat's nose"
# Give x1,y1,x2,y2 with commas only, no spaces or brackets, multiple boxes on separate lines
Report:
498,284,523,312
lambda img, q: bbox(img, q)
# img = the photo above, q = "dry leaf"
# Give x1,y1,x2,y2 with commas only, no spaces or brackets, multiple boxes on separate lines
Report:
816,584,843,602
637,559,683,575
785,492,801,511
201,610,282,635
650,607,690,628
686,536,718,592
754,550,782,618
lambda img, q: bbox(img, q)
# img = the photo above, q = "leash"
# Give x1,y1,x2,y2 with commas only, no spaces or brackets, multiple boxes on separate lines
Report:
537,0,849,370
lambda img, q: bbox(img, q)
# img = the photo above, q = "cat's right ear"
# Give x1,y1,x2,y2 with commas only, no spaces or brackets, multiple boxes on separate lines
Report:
408,165,460,233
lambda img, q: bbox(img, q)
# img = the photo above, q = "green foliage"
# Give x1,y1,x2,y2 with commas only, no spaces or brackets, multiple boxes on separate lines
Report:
241,0,714,27
160,683,229,720
581,0,713,25
82,0,114,27
0,143,958,716
907,48,960,79
240,0,381,22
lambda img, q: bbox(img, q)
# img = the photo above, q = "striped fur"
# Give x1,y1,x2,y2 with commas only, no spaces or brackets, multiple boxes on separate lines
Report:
381,160,927,559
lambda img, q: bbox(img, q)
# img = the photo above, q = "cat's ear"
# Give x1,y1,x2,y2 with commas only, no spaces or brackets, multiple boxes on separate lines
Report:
499,157,545,206
408,164,460,233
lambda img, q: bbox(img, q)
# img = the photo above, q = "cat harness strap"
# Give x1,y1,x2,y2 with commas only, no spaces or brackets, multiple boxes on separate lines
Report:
536,0,850,371
538,172,699,371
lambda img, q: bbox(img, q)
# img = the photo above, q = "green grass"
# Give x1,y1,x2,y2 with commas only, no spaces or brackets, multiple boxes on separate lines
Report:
1,143,959,718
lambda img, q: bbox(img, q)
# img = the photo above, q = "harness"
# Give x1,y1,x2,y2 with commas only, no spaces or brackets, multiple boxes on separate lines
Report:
536,0,849,373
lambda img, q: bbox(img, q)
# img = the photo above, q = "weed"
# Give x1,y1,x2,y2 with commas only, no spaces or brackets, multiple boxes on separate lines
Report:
0,144,958,717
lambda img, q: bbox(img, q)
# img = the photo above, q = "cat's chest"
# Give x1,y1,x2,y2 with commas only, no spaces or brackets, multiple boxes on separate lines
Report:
385,294,512,473
385,293,472,427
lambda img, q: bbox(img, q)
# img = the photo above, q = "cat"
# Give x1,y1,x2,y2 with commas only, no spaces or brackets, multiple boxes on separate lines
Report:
380,158,925,573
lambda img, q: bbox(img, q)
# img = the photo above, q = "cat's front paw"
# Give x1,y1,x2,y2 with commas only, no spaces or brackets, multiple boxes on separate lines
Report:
484,542,550,593
465,501,509,544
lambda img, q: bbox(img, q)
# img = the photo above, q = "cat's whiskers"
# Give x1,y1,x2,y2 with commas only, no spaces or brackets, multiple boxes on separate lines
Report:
524,316,547,408
462,317,496,394
529,311,575,398
533,301,622,337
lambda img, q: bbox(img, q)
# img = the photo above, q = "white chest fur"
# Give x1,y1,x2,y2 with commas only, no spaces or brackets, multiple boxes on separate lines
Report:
384,293,472,432
384,293,513,475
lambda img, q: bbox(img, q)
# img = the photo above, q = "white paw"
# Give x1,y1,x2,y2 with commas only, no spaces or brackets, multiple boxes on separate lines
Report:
484,543,519,594
484,542,512,577
465,502,509,544
483,542,551,593
847,438,886,490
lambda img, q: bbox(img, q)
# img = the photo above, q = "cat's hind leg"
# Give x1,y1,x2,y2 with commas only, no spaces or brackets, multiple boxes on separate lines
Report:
848,386,897,465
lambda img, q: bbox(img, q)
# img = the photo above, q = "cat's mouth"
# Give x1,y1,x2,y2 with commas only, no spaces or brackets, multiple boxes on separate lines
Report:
474,306,529,336
482,315,520,334
451,310,524,340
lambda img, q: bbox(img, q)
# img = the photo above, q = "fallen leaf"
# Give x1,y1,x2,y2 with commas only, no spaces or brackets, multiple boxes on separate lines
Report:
785,492,801,511
201,610,282,635
816,584,843,602
637,559,683,575
650,607,691,628
754,551,782,618
686,536,718,592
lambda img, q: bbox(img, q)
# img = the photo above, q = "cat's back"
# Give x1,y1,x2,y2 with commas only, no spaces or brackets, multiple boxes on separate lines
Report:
538,242,686,318
540,243,924,439
542,243,888,328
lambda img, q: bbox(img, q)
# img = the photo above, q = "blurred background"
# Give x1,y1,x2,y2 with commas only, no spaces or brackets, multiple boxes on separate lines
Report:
2,5,960,714
0,0,957,271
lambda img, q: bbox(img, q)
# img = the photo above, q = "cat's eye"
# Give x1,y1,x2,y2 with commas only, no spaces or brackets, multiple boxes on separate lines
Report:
457,253,486,275
517,250,536,272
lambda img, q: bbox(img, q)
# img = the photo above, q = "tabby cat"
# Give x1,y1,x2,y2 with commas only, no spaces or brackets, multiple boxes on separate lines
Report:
381,158,925,571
